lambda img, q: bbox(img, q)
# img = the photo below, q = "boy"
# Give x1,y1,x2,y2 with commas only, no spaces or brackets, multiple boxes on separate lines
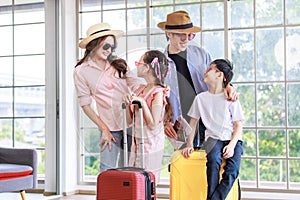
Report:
181,59,244,200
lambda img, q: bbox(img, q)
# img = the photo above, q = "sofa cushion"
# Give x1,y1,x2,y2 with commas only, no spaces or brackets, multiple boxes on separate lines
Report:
0,164,33,180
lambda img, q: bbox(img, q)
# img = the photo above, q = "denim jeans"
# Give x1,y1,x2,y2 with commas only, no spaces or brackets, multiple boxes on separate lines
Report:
193,118,206,148
204,137,243,200
100,128,132,172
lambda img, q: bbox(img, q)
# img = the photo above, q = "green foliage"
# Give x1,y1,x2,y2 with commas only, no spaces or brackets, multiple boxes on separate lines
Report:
240,159,256,181
289,160,300,182
258,130,285,157
289,130,300,157
242,130,256,156
260,160,286,182
85,158,100,176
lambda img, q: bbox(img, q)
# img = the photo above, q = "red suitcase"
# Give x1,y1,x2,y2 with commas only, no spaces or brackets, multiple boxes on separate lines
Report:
96,101,156,200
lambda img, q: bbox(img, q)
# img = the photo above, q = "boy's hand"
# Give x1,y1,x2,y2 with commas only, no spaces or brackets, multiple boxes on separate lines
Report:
222,144,235,159
181,147,194,158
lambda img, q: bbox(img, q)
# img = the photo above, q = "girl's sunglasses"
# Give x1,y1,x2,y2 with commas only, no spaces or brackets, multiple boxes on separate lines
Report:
135,61,147,67
102,43,116,51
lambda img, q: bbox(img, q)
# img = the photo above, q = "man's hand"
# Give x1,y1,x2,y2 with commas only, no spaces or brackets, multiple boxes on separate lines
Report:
164,122,177,139
99,129,116,152
225,84,239,102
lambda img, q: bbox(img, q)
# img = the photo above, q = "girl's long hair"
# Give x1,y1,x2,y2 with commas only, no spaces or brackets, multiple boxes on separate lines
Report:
142,50,173,123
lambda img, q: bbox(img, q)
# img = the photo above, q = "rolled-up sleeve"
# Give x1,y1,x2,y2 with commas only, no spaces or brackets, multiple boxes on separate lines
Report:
74,68,92,107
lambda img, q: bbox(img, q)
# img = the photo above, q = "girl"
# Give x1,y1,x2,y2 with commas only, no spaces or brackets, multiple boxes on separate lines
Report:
125,50,173,182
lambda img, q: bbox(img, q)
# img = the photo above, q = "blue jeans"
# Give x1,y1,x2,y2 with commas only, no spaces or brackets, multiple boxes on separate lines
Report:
193,118,206,148
100,128,132,172
204,137,243,200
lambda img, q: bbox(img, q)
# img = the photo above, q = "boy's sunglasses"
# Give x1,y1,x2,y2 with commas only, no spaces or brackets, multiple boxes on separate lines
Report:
102,43,116,51
172,32,196,41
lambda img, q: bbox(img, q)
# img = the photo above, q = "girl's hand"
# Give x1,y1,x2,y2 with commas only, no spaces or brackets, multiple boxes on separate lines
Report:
181,147,194,158
131,96,145,104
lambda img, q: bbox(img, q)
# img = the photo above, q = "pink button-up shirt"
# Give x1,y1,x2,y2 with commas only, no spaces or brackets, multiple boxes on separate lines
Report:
74,58,142,131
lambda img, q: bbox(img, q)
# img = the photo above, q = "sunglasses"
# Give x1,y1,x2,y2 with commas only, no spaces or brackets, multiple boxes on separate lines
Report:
102,43,116,51
172,32,196,41
135,61,147,67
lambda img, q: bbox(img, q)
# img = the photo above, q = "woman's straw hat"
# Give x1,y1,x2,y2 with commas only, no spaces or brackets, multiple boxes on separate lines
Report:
157,10,201,33
79,23,124,49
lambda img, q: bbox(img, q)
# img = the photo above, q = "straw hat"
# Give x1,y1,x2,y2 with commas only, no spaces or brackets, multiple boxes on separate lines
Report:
79,23,124,49
157,10,201,33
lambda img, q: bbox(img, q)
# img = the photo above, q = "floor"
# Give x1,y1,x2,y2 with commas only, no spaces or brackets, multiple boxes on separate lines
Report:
0,193,167,200
1,191,300,200
0,193,94,200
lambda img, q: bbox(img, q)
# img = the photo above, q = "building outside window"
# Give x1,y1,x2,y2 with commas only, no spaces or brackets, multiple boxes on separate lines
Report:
0,0,46,179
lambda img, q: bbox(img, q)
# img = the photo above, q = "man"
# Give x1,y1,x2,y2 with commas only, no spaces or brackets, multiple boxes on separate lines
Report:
157,10,238,148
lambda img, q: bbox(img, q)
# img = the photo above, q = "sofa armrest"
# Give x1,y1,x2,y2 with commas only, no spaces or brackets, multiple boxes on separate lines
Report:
0,147,38,188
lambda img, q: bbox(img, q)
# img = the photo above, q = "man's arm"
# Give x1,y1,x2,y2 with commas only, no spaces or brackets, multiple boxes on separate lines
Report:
224,84,239,102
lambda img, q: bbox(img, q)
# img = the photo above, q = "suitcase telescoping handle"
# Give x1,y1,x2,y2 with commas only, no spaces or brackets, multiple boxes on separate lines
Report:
122,100,145,168
122,102,128,167
131,100,145,169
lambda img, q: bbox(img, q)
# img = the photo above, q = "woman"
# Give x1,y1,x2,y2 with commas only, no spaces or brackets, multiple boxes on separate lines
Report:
74,23,141,172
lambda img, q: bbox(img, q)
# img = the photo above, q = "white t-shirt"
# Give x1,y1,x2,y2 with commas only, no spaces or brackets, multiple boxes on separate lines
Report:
187,91,245,141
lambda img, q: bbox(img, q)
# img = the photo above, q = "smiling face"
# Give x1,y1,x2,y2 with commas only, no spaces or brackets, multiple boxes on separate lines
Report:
92,36,115,61
167,31,195,54
135,55,149,78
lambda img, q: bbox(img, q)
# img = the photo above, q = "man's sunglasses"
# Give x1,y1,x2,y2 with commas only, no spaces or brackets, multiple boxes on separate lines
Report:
172,33,196,41
102,43,116,51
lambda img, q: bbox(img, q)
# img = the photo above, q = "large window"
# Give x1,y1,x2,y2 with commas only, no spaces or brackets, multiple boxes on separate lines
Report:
0,0,45,178
77,0,300,192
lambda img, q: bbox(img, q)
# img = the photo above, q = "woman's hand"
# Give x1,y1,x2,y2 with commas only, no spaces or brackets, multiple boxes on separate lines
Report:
123,93,133,104
99,129,116,152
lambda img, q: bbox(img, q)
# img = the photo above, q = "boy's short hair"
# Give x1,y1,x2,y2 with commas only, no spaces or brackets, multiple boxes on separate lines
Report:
211,59,233,87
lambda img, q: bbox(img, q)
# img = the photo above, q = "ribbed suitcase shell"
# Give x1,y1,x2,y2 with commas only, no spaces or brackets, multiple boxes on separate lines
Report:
169,150,240,200
97,167,156,200
97,101,156,200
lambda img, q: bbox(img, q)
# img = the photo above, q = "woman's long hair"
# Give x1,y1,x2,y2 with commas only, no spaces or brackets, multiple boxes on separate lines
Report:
75,35,127,78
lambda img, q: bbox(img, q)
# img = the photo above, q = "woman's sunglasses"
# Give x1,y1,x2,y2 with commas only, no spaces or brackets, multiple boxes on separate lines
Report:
102,43,116,51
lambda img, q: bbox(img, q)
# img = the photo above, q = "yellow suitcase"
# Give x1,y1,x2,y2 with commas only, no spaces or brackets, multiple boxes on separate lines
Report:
169,150,240,200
